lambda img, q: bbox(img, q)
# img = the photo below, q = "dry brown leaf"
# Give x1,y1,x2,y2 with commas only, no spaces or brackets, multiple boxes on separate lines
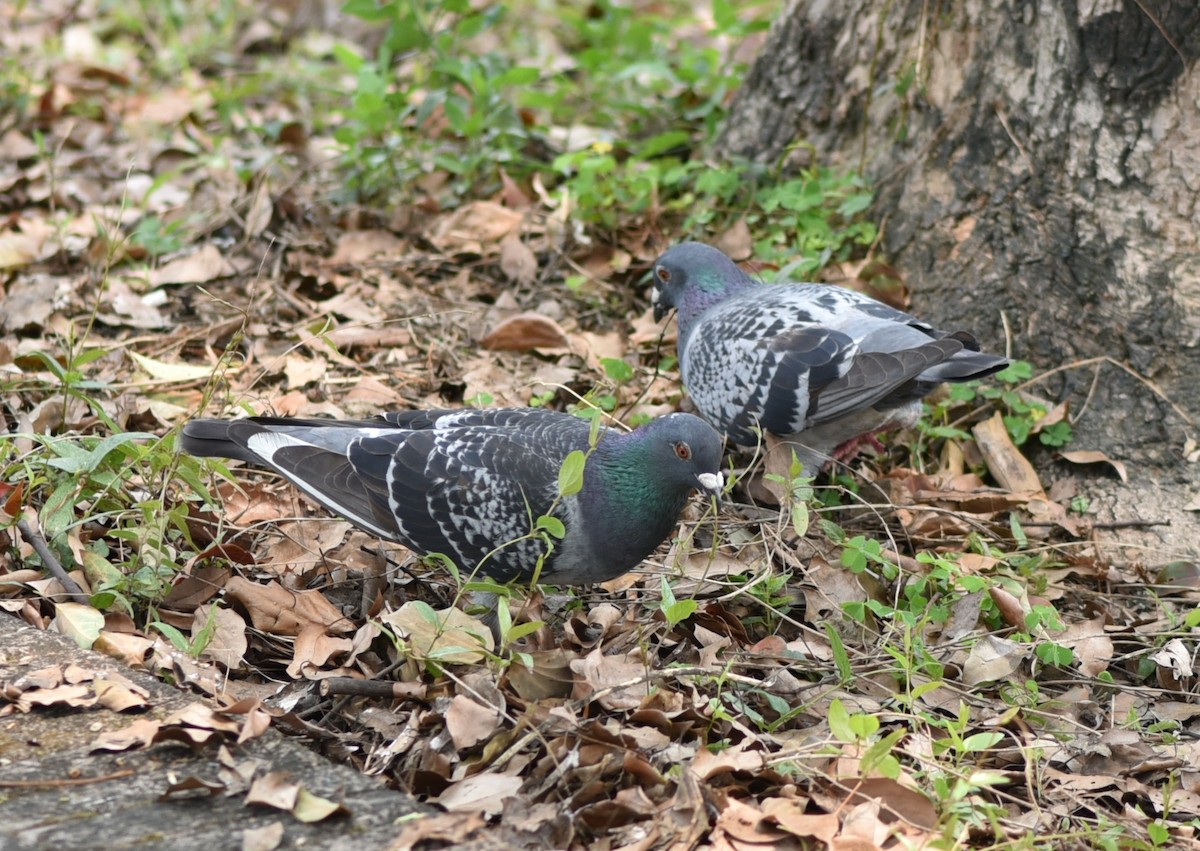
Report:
1056,449,1128,483
288,624,354,678
435,772,522,815
343,375,406,411
0,218,56,271
195,605,249,670
1055,616,1113,677
0,129,39,160
387,811,489,850
102,277,168,328
962,634,1026,686
629,306,674,346
480,312,570,351
93,673,150,712
690,741,767,780
19,683,95,710
379,602,493,664
246,771,301,811
762,799,838,842
446,693,502,750
1,273,64,331
972,413,1045,495
283,353,327,389
570,648,651,711
506,649,575,701
244,178,274,239
214,482,295,527
988,586,1027,629
92,717,162,752
850,778,938,829
159,775,226,800
224,576,356,637
147,244,237,286
499,232,537,285
93,630,156,668
430,200,522,251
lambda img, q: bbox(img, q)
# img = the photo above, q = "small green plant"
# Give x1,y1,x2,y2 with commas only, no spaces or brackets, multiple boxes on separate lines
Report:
763,450,814,537
659,576,697,628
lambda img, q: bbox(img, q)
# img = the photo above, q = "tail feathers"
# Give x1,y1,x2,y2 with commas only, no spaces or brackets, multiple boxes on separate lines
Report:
180,419,263,464
920,350,1009,383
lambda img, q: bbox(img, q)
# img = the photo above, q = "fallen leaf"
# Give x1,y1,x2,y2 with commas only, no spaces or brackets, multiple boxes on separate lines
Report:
51,602,106,649
962,634,1027,686
246,771,301,811
326,229,404,265
128,351,220,383
147,244,237,286
499,233,537,285
972,413,1045,495
380,601,494,664
93,674,151,712
1056,450,1128,483
480,312,570,351
446,693,502,750
293,787,349,822
92,717,163,751
435,772,522,815
570,648,651,711
224,576,356,637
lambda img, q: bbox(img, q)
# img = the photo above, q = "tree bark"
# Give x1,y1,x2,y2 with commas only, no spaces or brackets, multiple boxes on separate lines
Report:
719,0,1200,471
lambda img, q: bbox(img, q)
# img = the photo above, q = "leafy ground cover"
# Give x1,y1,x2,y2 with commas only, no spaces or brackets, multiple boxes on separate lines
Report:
1,1,1196,848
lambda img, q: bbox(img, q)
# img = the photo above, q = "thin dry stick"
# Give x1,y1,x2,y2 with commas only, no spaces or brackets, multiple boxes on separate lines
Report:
0,768,135,789
16,519,89,604
320,677,425,700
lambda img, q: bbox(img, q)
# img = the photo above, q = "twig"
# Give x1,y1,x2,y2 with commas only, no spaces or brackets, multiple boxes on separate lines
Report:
16,519,89,604
0,768,135,789
319,677,426,700
1091,519,1171,530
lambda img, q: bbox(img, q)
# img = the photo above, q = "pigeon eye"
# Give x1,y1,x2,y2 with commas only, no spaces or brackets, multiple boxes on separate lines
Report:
674,442,691,461
656,266,671,283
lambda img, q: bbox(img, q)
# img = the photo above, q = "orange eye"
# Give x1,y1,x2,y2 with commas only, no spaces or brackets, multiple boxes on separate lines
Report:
656,266,671,283
674,442,691,461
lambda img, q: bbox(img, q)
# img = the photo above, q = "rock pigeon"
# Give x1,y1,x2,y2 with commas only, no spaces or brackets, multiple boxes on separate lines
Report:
180,408,724,585
650,242,1009,474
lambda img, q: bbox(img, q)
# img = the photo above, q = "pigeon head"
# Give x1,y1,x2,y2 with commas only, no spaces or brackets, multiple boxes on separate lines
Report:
630,412,725,499
650,242,755,324
567,412,723,580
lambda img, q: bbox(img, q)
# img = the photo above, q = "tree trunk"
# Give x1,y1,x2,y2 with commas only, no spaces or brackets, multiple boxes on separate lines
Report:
720,0,1199,472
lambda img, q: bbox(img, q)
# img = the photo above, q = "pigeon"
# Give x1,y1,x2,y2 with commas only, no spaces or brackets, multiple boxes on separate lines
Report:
650,242,1009,474
180,408,724,585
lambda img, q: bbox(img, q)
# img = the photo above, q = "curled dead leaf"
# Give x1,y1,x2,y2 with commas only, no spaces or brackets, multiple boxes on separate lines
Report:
480,312,570,351
1056,450,1128,483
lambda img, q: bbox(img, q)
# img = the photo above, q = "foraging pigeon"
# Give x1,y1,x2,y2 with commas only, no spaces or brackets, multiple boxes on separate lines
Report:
650,242,1009,473
180,408,724,585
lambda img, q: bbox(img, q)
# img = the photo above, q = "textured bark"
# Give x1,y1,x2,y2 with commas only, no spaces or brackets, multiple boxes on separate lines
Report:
719,0,1200,471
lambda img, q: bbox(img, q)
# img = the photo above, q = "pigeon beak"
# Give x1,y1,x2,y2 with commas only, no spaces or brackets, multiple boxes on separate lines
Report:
696,471,724,499
651,288,668,322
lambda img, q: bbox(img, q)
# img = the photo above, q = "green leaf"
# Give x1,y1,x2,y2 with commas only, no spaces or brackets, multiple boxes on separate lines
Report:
150,620,191,653
660,577,697,627
636,130,691,159
1034,641,1074,667
600,357,634,383
828,699,854,742
825,622,852,683
557,450,586,496
791,499,809,538
961,732,1004,753
536,514,565,539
